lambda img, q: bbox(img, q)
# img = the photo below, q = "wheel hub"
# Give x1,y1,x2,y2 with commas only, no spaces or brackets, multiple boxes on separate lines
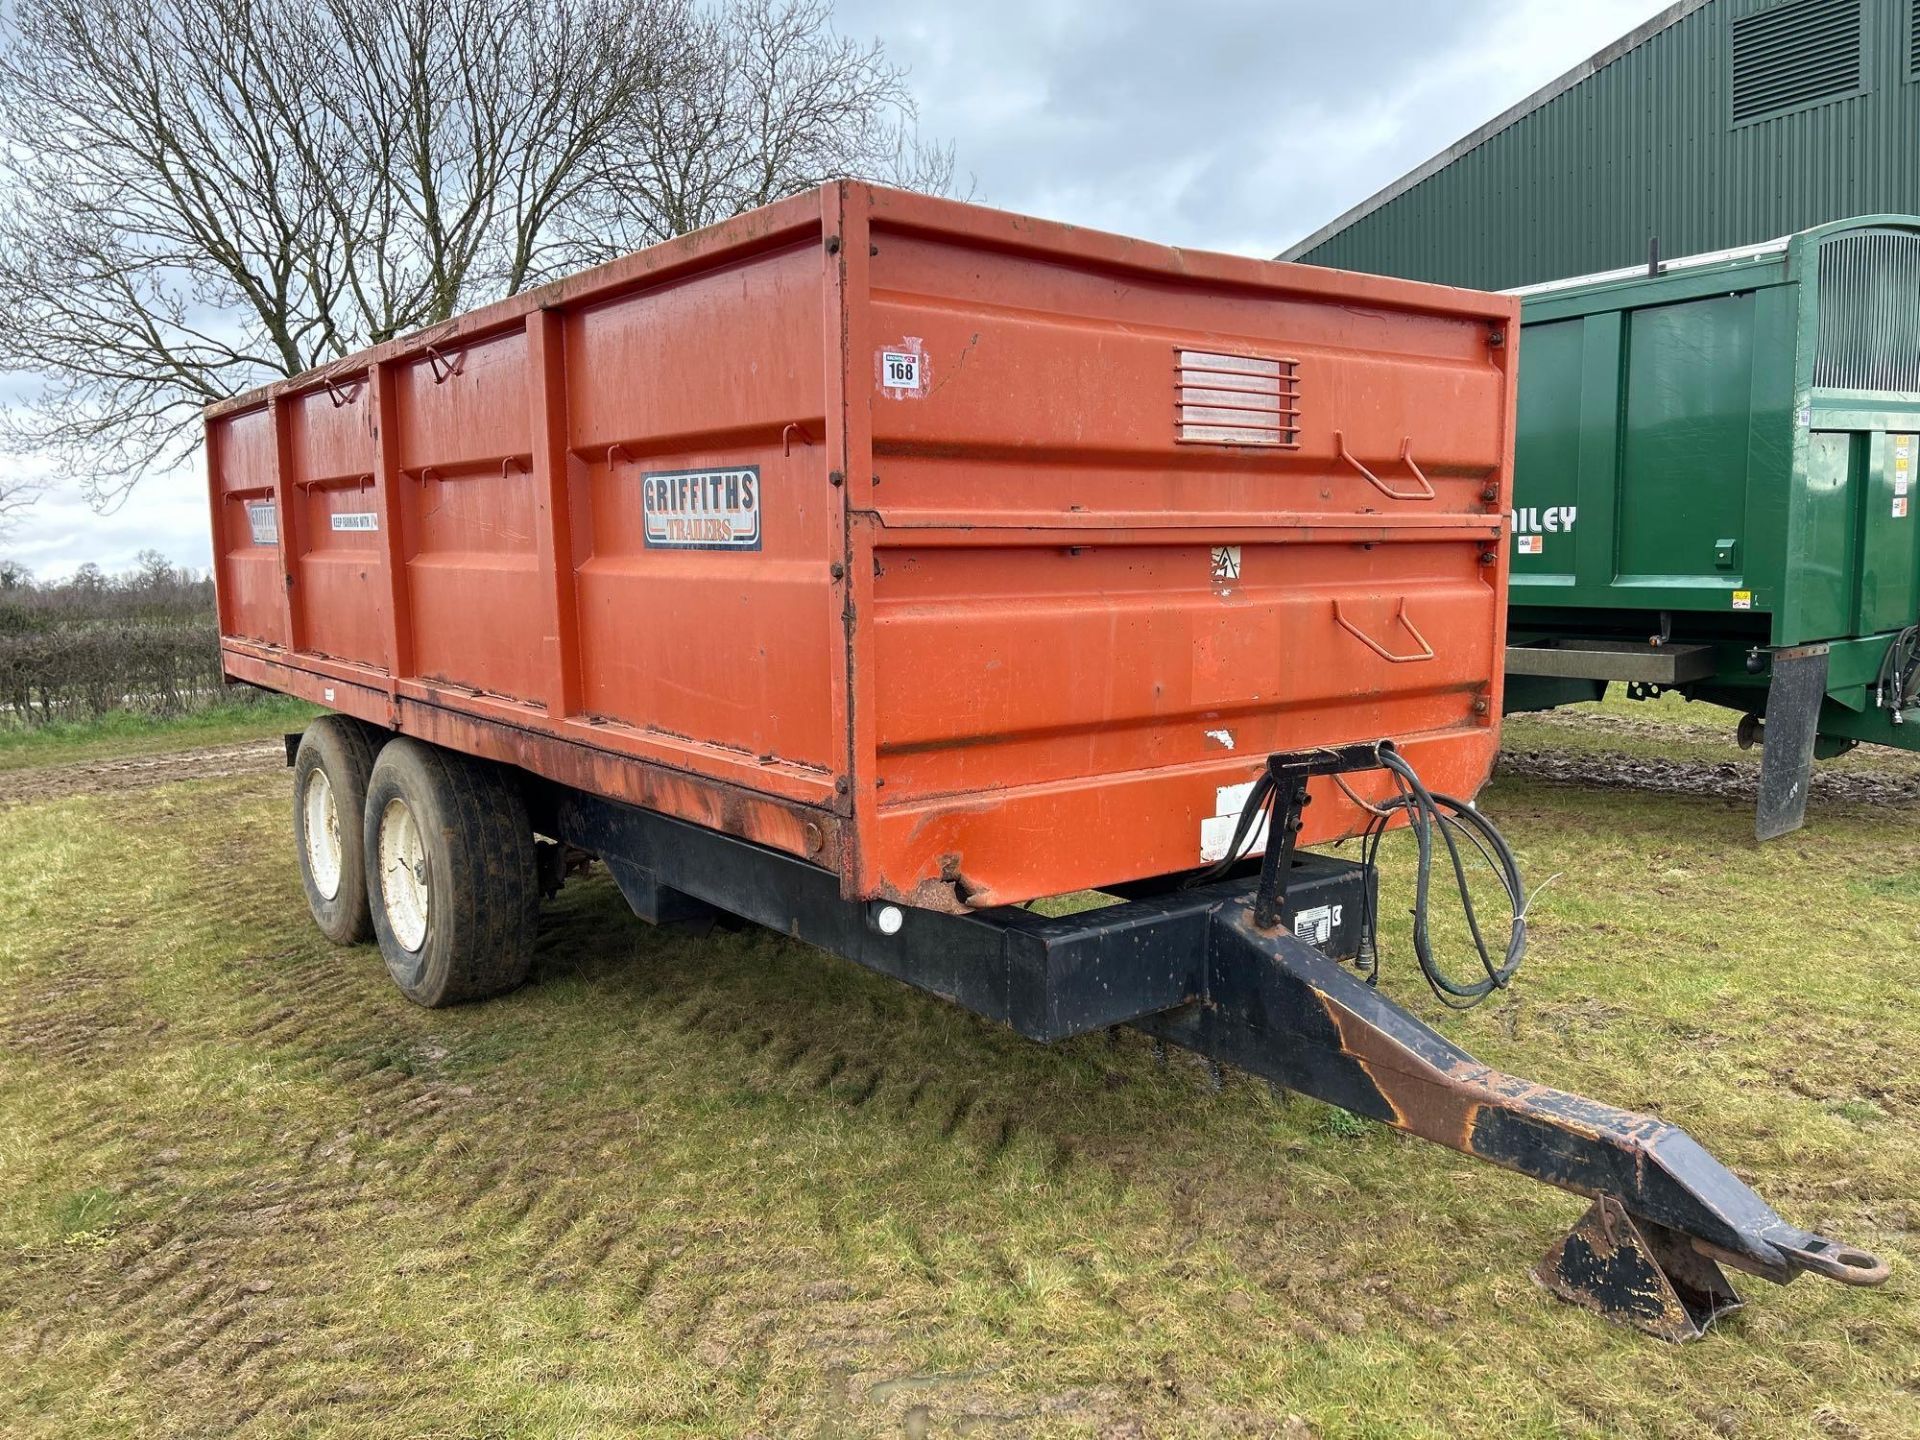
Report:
377,797,430,951
302,769,344,902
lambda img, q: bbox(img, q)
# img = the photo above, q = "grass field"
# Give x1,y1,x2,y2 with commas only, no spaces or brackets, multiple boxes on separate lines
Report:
2,706,1918,1438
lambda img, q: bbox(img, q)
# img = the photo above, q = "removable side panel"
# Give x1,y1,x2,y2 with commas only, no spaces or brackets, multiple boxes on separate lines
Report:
869,536,1497,901
568,242,837,768
208,406,288,648
873,539,1493,793
287,384,387,667
863,227,1506,523
1860,431,1920,635
394,327,543,703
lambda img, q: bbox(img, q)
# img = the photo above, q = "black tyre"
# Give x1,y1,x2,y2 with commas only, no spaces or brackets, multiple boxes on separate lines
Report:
361,737,539,1008
292,716,378,945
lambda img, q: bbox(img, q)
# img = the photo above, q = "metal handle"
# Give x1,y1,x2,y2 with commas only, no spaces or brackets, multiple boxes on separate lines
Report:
424,343,465,385
1335,432,1435,501
321,365,364,408
1333,597,1435,663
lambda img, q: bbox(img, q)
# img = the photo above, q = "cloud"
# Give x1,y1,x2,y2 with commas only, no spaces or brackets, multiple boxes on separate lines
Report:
835,0,1673,256
0,0,1672,578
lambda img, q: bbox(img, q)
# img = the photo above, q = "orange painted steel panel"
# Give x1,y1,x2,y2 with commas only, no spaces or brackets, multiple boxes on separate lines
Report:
208,182,1517,911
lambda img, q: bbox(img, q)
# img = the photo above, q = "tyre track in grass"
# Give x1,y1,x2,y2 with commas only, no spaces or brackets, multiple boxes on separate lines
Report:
0,739,284,808
1498,744,1920,808
12,766,1264,1435
31,754,1858,1435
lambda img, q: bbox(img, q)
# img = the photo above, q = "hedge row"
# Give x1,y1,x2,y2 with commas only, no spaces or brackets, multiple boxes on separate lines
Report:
0,621,228,723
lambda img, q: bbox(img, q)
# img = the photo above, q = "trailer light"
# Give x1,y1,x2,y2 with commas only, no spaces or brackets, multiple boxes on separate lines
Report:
873,903,905,936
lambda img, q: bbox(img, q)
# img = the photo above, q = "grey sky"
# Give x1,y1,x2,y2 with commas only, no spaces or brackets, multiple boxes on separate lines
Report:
0,0,1668,580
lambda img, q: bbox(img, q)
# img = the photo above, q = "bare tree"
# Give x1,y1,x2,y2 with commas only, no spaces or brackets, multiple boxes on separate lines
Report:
0,0,954,509
0,472,44,540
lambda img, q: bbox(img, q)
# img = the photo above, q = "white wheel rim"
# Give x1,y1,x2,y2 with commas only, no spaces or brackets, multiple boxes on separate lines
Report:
302,769,344,902
378,797,430,952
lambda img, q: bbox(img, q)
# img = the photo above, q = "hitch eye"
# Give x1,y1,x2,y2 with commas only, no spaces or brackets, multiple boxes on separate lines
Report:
1775,1235,1891,1287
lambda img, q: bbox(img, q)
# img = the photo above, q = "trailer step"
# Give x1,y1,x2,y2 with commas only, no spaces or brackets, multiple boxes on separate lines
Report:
1535,1196,1744,1342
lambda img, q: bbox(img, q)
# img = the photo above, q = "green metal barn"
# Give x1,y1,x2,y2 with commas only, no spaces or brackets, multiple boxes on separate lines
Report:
1282,0,1920,291
1284,0,1920,838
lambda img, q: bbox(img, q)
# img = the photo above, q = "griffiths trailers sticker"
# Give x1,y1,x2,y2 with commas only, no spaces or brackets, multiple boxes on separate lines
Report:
245,500,278,546
642,466,761,550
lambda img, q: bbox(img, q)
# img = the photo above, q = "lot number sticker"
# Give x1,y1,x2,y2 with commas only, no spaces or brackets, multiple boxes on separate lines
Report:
882,350,920,389
877,340,929,397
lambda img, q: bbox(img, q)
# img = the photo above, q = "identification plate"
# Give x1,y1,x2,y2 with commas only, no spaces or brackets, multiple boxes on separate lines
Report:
643,466,761,550
245,500,278,546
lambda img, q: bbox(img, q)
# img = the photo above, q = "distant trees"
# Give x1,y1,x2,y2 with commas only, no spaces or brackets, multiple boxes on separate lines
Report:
0,0,954,509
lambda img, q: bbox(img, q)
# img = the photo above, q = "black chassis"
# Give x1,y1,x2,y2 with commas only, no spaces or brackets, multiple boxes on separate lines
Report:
533,746,1886,1341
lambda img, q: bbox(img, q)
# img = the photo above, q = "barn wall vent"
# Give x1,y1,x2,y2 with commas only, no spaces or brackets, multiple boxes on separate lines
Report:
1730,0,1863,124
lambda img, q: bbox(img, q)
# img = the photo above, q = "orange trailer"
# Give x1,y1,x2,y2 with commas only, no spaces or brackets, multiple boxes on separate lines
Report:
209,181,1512,912
208,184,1882,1335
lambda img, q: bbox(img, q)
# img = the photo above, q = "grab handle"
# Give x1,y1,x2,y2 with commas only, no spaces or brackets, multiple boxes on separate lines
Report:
1333,598,1435,663
1335,432,1435,501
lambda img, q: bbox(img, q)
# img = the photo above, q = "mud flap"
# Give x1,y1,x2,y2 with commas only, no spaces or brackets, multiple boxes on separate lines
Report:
1755,644,1829,842
1536,1196,1743,1341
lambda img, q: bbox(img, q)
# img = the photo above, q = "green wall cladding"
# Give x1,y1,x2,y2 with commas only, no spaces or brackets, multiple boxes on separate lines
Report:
1294,0,1920,290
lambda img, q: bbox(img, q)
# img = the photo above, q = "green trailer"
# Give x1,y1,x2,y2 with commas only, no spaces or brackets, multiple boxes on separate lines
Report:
1504,216,1920,837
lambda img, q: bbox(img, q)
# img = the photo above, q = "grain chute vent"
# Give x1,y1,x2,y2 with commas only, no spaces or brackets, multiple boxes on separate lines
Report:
1174,349,1300,448
1813,229,1920,393
1729,0,1862,125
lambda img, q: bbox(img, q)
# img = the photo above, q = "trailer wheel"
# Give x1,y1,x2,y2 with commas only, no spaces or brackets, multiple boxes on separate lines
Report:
292,716,378,945
361,738,538,1008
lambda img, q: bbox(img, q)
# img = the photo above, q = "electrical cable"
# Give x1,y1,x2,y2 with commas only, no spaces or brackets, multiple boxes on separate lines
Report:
1358,743,1527,1009
1191,742,1528,1010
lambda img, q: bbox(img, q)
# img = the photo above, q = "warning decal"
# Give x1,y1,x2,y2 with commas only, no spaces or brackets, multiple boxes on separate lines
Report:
1732,589,1753,610
643,466,761,550
1200,779,1265,863
331,512,378,532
